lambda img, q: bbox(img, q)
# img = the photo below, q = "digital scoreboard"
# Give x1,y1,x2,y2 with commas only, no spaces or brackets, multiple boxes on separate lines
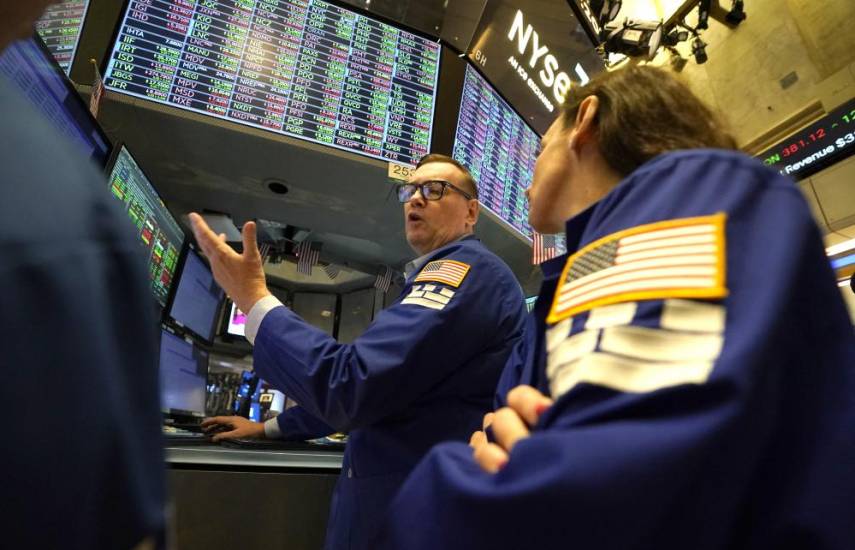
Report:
453,64,539,240
103,0,441,165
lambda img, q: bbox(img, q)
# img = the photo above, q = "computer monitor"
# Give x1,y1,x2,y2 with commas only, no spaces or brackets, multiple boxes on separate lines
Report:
103,0,441,165
167,246,224,343
452,64,540,240
0,34,111,166
159,328,208,418
225,302,247,339
35,0,92,74
106,144,185,307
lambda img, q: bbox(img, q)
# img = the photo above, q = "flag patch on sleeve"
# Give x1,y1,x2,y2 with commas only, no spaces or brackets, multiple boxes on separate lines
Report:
414,260,471,288
401,284,455,310
547,214,728,324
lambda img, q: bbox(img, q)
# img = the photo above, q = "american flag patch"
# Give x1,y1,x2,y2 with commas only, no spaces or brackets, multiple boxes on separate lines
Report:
414,260,471,288
547,214,727,324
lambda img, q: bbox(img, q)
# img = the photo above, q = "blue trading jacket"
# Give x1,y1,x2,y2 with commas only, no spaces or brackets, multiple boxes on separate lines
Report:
0,79,165,547
377,150,855,550
252,235,526,550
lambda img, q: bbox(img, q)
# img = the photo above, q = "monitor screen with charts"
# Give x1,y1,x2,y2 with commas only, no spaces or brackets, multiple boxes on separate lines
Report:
106,145,185,307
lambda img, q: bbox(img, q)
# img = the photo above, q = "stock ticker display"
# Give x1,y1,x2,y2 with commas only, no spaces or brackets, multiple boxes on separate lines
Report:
103,0,440,165
108,146,185,307
453,64,539,239
35,0,90,74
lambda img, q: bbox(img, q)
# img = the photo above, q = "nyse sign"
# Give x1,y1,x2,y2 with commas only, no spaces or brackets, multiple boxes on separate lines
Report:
467,0,602,134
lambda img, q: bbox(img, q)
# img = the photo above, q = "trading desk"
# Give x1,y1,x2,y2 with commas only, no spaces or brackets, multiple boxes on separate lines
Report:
165,442,343,550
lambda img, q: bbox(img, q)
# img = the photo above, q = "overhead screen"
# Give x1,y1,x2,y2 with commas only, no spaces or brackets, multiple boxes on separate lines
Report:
35,0,91,74
453,64,539,240
107,145,185,307
103,0,440,165
0,36,111,166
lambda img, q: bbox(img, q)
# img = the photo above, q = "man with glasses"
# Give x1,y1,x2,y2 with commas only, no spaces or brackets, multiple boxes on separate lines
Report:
190,153,526,550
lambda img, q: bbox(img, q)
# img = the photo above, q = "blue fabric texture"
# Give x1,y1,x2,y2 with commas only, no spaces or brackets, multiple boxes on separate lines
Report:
0,77,166,548
253,235,526,550
377,149,855,550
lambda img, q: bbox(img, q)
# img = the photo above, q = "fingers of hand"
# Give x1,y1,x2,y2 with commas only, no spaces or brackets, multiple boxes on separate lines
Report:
242,221,261,261
200,416,231,430
473,441,509,474
506,385,554,426
482,412,495,430
189,212,238,263
469,429,487,449
211,429,240,442
491,407,530,454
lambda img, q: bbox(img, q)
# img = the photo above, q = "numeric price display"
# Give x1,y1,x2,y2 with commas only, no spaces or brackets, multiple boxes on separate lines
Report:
452,64,539,240
759,97,855,180
35,0,90,74
103,0,440,165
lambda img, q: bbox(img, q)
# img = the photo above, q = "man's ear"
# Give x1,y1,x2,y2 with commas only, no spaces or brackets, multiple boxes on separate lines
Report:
568,95,599,152
467,199,479,229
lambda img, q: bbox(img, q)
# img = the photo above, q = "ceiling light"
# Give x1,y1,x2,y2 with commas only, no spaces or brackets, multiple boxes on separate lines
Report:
601,18,663,60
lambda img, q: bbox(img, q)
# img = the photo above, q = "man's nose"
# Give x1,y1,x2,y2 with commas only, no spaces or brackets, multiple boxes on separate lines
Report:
408,188,426,206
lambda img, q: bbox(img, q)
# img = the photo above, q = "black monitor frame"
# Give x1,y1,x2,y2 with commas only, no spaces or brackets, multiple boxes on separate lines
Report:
164,242,225,345
4,33,114,167
104,142,187,310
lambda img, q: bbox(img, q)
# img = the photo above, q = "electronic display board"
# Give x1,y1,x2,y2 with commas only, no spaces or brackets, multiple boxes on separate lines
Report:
453,64,539,240
0,35,111,166
35,0,91,74
758,97,855,181
103,0,441,165
466,0,602,135
107,145,185,307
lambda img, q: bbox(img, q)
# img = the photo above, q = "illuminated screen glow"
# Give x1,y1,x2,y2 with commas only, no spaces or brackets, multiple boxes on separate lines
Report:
35,0,91,74
108,146,185,307
103,0,440,165
452,64,539,240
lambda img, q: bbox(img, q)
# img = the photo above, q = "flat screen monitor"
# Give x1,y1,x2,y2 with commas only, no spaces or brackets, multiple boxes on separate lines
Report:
106,145,185,307
159,328,208,417
226,302,247,338
0,35,111,166
103,0,441,165
168,246,224,343
35,0,92,74
452,64,539,240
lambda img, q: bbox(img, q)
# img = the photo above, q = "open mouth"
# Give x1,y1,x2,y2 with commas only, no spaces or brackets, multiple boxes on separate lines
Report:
408,212,423,222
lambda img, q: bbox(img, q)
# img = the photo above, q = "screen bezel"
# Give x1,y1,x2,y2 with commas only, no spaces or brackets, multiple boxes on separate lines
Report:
14,33,114,167
164,243,225,345
101,0,443,166
104,142,187,310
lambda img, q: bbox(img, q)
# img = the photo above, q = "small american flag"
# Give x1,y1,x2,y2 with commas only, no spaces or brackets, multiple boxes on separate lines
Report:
323,263,341,280
374,266,392,293
533,232,559,265
89,59,105,118
295,241,320,275
547,215,727,323
414,259,471,288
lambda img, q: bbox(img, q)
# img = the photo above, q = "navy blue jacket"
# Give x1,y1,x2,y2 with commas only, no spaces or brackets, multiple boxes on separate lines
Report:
378,150,855,549
0,78,165,547
252,236,526,550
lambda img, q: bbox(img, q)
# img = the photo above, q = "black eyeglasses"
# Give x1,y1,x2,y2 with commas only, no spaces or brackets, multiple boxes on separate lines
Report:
397,180,476,203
